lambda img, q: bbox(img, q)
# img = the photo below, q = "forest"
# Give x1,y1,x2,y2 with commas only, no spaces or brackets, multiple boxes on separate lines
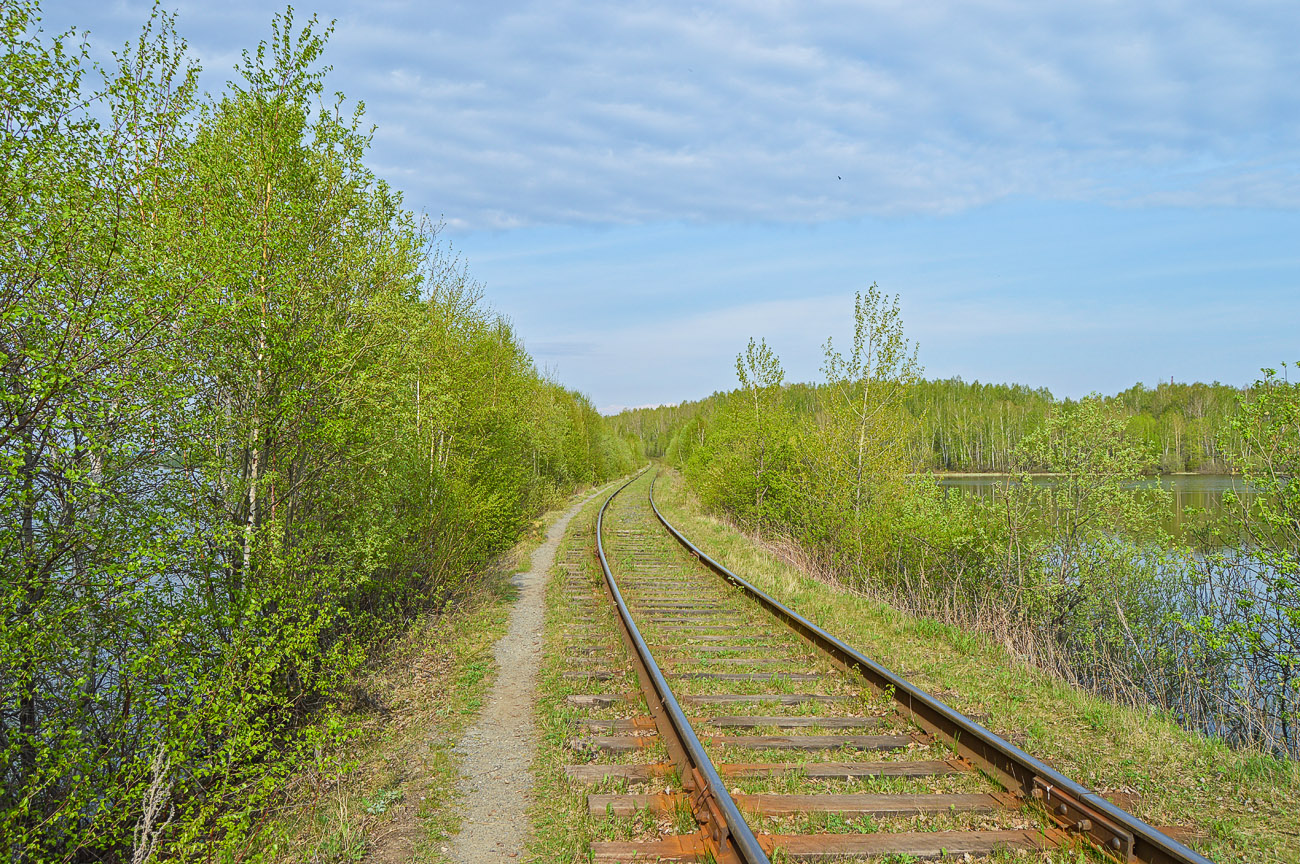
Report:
1,5,637,858
613,377,1251,474
618,287,1298,763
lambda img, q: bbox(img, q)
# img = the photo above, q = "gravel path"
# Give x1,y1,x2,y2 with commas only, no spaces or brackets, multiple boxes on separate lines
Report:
448,493,592,863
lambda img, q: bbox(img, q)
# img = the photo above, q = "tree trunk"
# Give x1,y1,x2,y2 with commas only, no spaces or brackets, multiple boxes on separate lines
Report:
19,423,39,786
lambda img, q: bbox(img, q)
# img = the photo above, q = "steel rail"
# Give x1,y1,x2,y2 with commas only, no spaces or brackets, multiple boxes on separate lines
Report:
648,473,1216,864
595,474,771,864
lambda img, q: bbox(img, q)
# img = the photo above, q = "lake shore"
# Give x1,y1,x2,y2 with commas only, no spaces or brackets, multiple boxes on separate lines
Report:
923,470,1239,477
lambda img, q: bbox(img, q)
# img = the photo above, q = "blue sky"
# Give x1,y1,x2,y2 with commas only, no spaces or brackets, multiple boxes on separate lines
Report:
45,1,1300,411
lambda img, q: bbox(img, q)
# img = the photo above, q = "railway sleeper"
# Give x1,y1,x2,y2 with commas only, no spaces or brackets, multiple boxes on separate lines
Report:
678,671,824,681
589,828,1064,862
579,715,886,732
565,733,916,753
565,759,966,784
588,790,1022,817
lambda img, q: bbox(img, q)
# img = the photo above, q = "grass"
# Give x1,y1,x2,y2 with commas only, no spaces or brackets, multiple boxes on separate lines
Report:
247,486,606,864
653,465,1300,863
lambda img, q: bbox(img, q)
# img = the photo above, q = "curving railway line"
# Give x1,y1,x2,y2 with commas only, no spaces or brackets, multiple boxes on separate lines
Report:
557,469,1215,863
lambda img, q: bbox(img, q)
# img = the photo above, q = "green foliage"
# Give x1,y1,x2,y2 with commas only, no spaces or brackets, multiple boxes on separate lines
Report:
1170,365,1300,755
0,4,637,858
632,376,1249,477
910,377,1248,473
1116,379,1246,473
907,378,1052,471
1012,396,1169,569
692,338,791,530
1230,365,1300,561
803,285,921,565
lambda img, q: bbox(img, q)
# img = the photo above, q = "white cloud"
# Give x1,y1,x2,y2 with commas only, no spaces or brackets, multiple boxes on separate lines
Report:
53,1,1300,228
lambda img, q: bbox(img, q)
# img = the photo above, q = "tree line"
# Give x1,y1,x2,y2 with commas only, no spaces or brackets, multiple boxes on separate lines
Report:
615,377,1252,474
912,377,1249,474
1,5,637,858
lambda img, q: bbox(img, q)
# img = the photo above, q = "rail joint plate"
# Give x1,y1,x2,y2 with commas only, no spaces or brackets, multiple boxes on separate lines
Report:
1034,778,1135,861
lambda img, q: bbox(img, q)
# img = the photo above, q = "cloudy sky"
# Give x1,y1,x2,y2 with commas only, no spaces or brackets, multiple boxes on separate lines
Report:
47,1,1300,410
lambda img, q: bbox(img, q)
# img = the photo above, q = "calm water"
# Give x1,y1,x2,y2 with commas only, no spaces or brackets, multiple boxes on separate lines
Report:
934,473,1253,539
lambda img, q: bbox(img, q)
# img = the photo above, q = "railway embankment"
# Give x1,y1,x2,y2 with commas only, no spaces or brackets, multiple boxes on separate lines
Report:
635,467,1298,863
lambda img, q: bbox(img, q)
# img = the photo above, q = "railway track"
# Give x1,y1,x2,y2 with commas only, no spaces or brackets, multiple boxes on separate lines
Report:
557,470,1214,863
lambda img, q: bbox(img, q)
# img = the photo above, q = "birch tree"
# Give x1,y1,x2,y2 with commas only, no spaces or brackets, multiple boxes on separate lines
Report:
809,285,921,570
734,337,786,529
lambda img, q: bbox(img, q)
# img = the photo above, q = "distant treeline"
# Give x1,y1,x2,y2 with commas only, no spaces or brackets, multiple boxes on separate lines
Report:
1,6,637,859
613,377,1250,474
915,378,1248,473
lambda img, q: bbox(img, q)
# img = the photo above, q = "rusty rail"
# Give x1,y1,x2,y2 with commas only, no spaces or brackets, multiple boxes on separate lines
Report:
595,474,770,864
647,472,1216,864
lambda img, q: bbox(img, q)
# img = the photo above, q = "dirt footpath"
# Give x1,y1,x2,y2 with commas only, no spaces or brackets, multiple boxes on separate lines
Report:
448,493,591,863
